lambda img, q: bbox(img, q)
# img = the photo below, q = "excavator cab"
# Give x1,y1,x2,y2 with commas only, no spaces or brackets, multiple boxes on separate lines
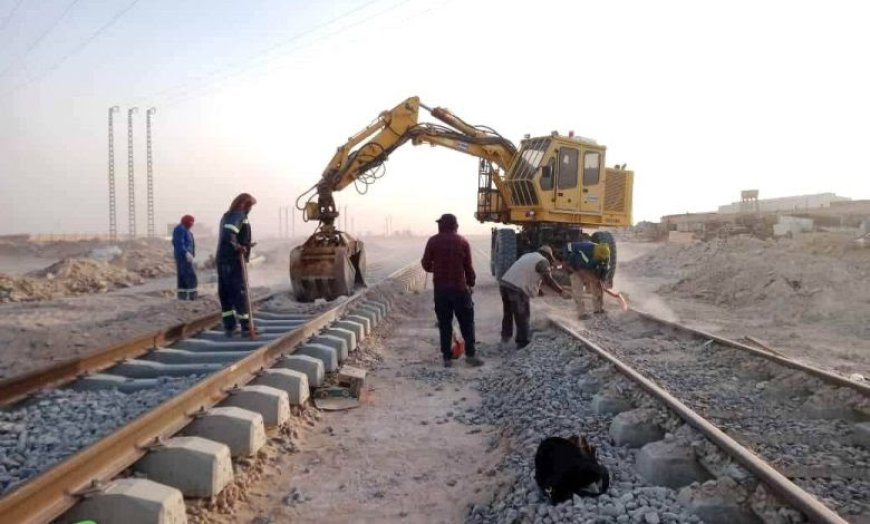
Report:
486,133,630,281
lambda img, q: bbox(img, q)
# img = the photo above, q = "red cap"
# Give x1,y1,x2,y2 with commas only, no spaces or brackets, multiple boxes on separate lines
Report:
181,215,195,227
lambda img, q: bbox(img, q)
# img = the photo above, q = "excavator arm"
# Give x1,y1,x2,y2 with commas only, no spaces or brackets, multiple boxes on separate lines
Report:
290,96,517,302
302,96,516,225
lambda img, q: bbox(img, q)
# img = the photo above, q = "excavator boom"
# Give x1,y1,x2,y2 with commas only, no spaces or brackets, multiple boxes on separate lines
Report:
289,96,518,302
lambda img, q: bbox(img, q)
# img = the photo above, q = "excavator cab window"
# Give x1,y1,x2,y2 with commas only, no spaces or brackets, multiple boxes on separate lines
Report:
557,148,579,189
583,151,601,185
540,158,555,190
513,138,551,180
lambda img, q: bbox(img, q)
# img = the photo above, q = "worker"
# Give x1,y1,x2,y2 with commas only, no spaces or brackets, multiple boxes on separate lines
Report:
172,214,197,300
499,245,571,349
563,240,611,318
217,193,257,337
421,213,484,368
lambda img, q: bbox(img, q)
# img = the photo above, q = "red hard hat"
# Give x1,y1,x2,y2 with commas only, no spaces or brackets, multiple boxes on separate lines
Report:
181,215,195,227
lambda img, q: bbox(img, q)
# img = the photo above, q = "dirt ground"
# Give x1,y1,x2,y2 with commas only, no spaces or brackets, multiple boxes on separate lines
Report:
615,233,870,378
0,236,424,379
195,253,514,524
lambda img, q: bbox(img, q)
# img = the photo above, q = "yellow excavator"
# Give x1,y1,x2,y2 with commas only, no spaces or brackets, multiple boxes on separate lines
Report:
289,96,634,302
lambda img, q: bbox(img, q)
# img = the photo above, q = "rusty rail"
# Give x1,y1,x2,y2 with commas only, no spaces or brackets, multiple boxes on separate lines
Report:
0,264,421,523
0,293,275,407
630,308,870,397
550,316,849,524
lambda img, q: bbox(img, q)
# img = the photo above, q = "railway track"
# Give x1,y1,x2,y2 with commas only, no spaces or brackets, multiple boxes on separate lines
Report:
537,307,869,523
0,263,424,523
578,309,870,520
458,310,865,523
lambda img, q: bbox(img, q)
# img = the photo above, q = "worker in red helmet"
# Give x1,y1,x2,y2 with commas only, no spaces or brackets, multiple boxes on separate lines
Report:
217,193,257,336
172,215,198,300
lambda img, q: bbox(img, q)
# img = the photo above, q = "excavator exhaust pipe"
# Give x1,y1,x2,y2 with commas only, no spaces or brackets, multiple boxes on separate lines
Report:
289,233,366,302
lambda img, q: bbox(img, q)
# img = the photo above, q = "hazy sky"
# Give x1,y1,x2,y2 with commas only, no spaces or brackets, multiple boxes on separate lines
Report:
1,0,868,237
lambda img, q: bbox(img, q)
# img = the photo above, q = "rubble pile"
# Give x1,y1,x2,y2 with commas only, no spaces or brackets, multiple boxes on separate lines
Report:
111,239,176,278
0,239,177,303
1,260,135,303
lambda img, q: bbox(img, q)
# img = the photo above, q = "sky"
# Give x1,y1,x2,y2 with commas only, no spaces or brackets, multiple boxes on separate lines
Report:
0,0,868,238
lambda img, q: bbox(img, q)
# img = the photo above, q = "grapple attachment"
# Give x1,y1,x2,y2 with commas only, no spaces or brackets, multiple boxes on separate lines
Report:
289,231,366,302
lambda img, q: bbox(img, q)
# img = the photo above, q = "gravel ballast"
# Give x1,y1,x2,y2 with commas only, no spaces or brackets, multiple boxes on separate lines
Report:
584,312,870,519
0,375,203,494
456,332,786,524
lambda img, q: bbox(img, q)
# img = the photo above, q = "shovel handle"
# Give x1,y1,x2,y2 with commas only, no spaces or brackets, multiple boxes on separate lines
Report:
239,255,257,340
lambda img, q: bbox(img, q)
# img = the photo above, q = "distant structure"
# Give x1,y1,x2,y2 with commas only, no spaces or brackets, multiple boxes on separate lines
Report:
127,107,138,238
740,189,759,213
107,106,120,240
146,108,157,237
719,192,849,214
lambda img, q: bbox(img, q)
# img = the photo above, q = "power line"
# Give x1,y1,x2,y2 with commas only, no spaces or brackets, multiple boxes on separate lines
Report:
160,0,418,108
0,0,25,33
0,0,81,79
127,0,388,106
0,0,140,97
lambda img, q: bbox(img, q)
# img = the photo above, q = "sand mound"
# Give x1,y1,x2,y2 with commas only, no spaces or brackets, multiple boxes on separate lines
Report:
622,234,870,337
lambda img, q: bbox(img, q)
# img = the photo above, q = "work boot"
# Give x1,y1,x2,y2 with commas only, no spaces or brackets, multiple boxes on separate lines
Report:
466,356,484,367
516,341,530,349
443,359,453,368
188,291,198,301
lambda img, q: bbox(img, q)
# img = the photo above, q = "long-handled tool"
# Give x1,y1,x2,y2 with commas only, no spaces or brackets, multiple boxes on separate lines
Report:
239,251,257,340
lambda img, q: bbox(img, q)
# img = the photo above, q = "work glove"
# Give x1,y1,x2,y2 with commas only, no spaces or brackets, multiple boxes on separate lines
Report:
185,252,194,263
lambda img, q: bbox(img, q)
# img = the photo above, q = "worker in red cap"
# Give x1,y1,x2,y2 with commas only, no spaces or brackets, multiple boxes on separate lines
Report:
217,193,257,336
172,214,198,300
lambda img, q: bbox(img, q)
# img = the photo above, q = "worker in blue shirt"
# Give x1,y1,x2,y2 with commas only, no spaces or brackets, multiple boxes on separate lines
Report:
563,239,611,318
217,193,256,336
172,215,198,300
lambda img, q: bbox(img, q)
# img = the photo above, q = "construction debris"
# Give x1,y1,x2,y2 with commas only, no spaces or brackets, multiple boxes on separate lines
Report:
0,239,176,303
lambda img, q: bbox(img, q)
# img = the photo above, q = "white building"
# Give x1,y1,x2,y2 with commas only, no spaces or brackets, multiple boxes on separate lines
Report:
718,193,850,214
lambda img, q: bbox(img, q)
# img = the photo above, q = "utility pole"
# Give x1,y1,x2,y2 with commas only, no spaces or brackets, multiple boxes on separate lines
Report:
146,107,156,238
127,107,138,238
278,208,283,238
107,106,119,240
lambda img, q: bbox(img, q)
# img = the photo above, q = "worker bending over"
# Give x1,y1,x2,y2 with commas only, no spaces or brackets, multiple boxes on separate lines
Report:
499,245,571,349
172,214,198,300
563,240,611,318
217,193,256,337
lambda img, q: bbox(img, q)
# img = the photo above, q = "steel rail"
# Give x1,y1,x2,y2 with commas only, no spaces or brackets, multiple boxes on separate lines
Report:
0,292,277,407
630,308,870,397
0,264,420,523
550,316,849,524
